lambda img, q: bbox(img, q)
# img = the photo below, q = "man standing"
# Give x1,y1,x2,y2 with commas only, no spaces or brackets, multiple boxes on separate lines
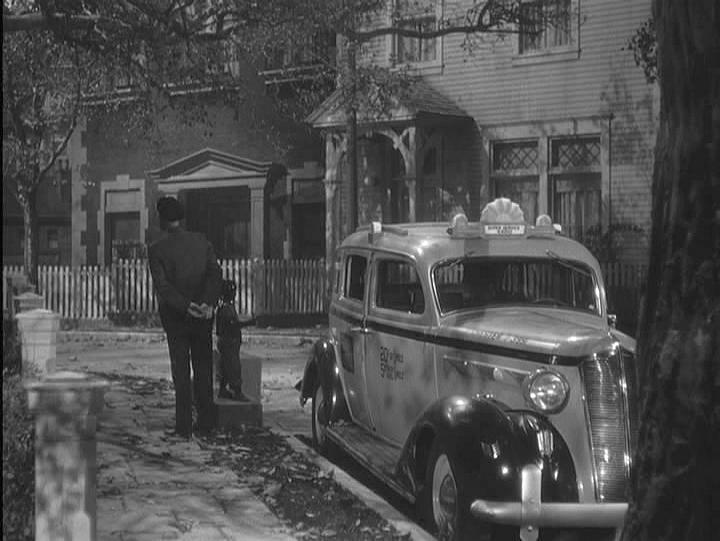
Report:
148,196,222,438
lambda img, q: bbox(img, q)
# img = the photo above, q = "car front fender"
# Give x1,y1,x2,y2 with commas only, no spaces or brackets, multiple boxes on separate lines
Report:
397,396,578,504
298,338,350,423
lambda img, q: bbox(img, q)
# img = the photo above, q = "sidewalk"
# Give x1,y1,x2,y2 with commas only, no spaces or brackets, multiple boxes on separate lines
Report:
95,375,296,541
60,326,435,541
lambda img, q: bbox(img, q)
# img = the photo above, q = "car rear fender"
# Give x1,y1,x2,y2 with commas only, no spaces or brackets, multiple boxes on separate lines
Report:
397,397,578,503
298,338,350,423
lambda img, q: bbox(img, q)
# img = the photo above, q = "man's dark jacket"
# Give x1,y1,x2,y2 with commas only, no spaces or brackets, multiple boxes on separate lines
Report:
148,228,222,331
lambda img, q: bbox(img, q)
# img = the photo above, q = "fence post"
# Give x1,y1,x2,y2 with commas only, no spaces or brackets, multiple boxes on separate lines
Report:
252,258,265,319
15,308,59,377
25,372,109,541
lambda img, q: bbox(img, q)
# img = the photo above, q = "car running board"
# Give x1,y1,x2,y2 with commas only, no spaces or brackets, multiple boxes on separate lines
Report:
326,422,416,503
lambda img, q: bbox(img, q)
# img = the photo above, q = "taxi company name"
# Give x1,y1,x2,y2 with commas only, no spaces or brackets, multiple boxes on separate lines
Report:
380,346,405,381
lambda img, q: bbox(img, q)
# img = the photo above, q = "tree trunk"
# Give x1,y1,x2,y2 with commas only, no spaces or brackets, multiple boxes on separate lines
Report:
346,40,358,233
623,1,719,540
21,186,40,289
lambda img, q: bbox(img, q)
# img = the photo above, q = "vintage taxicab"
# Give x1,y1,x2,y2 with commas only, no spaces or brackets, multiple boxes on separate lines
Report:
298,198,638,541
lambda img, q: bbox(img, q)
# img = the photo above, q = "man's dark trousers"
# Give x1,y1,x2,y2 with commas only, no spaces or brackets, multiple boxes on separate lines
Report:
166,319,216,435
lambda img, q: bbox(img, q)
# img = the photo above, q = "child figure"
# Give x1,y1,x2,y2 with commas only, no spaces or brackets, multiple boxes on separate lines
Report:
216,279,249,401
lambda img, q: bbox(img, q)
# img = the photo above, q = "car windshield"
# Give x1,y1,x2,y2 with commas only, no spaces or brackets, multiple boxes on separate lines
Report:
433,256,600,315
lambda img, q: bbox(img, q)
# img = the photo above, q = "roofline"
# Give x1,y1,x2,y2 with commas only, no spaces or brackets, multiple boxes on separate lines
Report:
147,148,274,179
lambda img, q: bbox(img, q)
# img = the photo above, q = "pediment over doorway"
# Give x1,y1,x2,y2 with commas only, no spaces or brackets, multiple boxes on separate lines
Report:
148,148,273,186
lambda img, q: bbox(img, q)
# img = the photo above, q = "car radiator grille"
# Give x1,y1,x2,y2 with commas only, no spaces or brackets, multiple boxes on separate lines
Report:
581,351,638,502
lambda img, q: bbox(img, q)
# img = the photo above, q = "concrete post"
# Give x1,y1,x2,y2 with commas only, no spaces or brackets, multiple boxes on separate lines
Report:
14,291,45,314
216,354,263,428
25,371,110,541
16,309,60,377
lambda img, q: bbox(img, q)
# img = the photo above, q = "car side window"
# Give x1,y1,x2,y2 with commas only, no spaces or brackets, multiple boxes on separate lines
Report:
376,259,425,314
345,254,367,301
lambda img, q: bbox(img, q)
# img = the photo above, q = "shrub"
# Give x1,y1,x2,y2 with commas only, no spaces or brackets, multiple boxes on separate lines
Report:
2,314,21,375
2,374,34,541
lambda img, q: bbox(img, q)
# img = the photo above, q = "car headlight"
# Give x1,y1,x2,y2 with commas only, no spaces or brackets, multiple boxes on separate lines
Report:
524,370,570,413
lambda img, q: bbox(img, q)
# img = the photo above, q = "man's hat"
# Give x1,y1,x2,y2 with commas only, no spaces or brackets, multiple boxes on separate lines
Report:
156,196,184,222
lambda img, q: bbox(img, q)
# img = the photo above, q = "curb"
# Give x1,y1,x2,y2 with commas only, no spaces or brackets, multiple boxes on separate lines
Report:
278,431,435,541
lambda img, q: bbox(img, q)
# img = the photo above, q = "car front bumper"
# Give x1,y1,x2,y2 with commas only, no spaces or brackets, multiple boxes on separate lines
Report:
470,464,627,541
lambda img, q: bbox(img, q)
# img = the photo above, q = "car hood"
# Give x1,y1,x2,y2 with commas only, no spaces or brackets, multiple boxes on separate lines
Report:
437,307,629,362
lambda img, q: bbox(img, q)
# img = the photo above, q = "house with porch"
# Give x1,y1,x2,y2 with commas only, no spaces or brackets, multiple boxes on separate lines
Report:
309,0,656,266
4,0,656,274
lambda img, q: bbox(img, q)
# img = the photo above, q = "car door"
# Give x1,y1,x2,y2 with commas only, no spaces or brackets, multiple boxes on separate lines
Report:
332,250,373,429
364,254,432,446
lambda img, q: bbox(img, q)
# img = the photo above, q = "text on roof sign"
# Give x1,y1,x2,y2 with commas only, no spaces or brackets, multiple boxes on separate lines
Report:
484,224,526,236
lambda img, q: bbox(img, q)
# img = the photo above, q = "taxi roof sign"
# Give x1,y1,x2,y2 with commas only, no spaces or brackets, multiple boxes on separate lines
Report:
447,198,560,239
480,198,525,224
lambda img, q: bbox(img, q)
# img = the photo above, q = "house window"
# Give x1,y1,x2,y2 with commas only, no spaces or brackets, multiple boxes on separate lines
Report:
46,228,59,250
520,0,572,54
491,140,539,224
394,0,439,65
549,137,601,242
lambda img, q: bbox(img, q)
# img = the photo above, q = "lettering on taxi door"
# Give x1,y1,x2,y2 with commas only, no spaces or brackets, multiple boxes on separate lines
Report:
379,346,405,380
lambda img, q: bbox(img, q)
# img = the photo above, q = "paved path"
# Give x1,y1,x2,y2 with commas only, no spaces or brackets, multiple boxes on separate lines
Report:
56,331,435,541
95,377,297,541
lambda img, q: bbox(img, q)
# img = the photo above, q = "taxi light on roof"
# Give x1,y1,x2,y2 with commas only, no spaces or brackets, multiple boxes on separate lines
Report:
479,198,526,236
480,198,525,224
531,214,561,236
536,214,553,227
450,213,469,230
447,198,559,239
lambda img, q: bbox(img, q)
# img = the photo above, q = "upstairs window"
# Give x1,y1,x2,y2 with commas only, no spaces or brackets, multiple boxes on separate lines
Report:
393,0,440,65
520,0,573,54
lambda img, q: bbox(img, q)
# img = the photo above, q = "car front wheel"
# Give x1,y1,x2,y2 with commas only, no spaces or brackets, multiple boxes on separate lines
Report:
421,441,498,541
311,384,331,455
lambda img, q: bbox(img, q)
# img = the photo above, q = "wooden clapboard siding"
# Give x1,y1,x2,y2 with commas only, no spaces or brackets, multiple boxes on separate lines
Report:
414,0,655,261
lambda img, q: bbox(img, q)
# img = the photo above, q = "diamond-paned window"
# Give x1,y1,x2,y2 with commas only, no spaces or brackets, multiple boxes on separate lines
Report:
551,137,600,169
492,141,538,172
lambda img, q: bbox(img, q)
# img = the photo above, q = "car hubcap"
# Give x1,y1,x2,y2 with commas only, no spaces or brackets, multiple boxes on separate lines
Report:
314,385,327,446
432,454,457,535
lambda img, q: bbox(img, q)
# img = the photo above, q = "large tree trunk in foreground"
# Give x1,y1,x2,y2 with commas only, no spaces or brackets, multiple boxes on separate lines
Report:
623,1,719,540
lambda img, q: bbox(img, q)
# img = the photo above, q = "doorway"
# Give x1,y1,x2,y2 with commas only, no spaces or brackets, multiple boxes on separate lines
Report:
184,187,251,260
105,212,140,265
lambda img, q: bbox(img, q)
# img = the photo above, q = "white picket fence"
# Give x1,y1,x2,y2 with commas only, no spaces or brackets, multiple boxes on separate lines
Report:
3,258,328,320
3,259,642,328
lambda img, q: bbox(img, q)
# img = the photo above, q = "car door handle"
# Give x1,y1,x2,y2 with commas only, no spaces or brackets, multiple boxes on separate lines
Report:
350,326,370,334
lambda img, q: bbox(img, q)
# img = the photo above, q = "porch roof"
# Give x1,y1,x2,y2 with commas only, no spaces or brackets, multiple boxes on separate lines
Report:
306,80,471,129
147,148,273,180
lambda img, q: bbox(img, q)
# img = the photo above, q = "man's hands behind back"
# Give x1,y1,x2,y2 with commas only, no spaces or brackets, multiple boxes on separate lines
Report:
188,302,213,319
